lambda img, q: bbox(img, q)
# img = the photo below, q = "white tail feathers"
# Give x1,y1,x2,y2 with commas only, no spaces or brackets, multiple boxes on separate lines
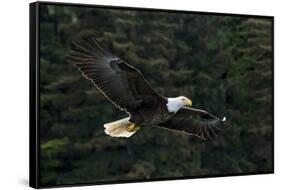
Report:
104,117,139,138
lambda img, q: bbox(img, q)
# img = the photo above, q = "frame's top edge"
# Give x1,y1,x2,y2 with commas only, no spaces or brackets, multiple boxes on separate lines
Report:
33,1,273,19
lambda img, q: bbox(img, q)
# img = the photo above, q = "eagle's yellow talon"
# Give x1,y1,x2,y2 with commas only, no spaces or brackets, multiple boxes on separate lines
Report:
126,124,140,132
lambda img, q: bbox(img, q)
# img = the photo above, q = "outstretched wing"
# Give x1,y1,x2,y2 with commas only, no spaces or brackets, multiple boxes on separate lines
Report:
157,107,226,140
66,35,162,112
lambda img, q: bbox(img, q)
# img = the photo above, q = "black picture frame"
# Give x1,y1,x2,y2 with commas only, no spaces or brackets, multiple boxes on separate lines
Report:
30,1,274,188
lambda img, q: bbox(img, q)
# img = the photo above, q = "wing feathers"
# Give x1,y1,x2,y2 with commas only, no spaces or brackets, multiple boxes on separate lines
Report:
66,35,162,112
158,107,226,140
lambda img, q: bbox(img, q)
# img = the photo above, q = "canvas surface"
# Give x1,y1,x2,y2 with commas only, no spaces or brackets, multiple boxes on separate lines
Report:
35,2,273,187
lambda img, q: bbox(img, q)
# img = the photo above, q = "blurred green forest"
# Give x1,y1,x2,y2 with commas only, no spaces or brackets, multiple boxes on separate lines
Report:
39,4,273,186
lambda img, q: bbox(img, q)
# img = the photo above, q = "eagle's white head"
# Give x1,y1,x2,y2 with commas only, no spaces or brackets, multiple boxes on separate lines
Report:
166,96,192,113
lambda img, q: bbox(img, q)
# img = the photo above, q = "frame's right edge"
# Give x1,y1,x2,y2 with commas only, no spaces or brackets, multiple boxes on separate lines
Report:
29,2,39,189
271,16,274,174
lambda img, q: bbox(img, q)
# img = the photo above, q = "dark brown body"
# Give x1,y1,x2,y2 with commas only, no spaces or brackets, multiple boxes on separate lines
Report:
129,97,174,126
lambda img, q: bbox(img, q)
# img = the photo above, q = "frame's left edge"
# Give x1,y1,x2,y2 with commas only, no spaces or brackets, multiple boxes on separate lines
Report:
29,1,40,189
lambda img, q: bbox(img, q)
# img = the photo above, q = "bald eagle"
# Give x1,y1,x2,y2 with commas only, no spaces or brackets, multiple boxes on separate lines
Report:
66,35,226,140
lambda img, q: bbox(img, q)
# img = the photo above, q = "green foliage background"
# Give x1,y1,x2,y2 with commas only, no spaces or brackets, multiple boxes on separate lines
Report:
39,4,273,186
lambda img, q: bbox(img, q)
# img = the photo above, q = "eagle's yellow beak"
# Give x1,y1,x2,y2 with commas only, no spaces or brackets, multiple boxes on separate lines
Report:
184,99,192,107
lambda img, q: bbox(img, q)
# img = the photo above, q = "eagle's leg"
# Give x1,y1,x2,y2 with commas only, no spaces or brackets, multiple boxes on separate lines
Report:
126,124,140,132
